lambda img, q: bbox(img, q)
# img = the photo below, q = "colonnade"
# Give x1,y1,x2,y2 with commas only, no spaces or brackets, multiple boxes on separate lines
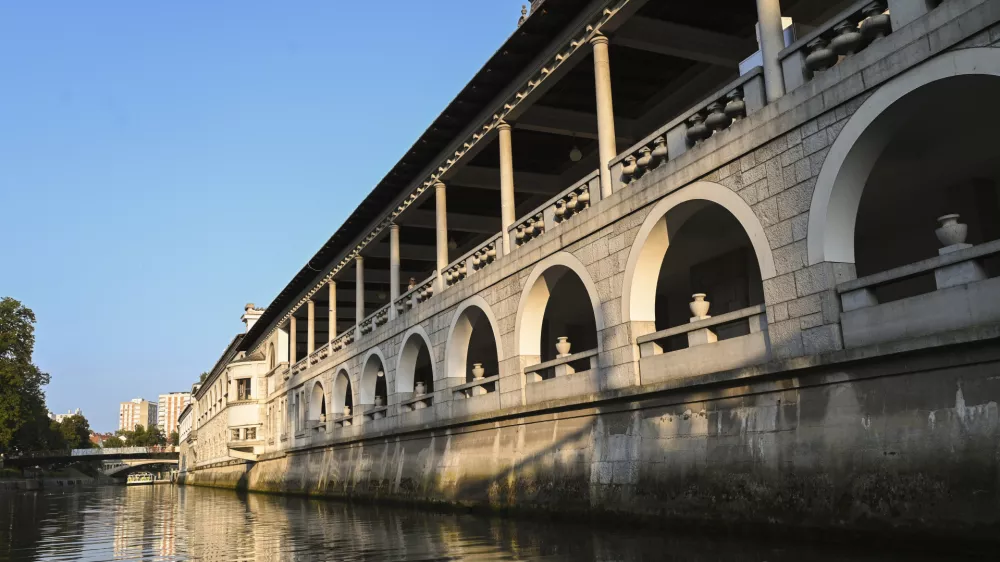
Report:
280,0,791,365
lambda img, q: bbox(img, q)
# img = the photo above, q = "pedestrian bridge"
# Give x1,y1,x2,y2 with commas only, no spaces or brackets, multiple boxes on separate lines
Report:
4,447,178,468
102,458,179,477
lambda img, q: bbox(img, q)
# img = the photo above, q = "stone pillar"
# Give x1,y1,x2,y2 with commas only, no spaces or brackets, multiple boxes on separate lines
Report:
435,181,449,288
389,223,401,312
756,0,786,102
355,256,365,324
328,281,337,342
498,121,516,255
591,33,617,199
306,299,315,354
289,316,297,364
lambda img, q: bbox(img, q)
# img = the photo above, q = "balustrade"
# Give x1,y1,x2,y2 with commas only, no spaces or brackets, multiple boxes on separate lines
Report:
443,233,502,288
394,275,436,317
451,374,499,400
779,0,890,92
331,328,356,352
524,348,598,382
307,344,329,365
359,304,390,335
511,171,601,249
612,69,765,190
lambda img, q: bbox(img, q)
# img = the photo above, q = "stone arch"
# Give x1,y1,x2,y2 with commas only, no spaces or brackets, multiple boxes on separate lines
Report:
445,295,504,382
359,347,389,406
622,181,777,325
514,251,604,358
808,48,1000,265
396,325,436,394
307,380,325,421
331,368,353,417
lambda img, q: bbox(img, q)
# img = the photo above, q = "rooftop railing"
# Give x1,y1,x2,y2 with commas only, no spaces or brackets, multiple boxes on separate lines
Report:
778,0,890,92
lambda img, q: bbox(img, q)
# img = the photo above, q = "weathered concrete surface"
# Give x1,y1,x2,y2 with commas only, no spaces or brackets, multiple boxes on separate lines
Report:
185,341,1000,537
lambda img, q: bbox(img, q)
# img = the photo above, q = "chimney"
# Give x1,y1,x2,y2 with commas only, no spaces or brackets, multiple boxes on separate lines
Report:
241,303,264,333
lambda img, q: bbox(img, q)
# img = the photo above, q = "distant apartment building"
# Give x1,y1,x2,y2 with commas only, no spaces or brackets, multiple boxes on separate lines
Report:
118,398,157,432
49,408,82,423
157,392,191,436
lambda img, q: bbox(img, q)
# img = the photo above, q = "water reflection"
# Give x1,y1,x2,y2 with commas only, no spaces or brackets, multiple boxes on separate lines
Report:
0,485,990,561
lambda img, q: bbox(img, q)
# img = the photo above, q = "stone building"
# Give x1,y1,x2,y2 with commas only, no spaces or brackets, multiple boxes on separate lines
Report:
180,0,1000,535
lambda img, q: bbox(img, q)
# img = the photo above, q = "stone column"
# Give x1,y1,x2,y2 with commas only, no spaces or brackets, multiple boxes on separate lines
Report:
328,281,337,342
306,299,315,354
355,256,365,324
435,181,449,289
289,316,297,364
591,33,617,199
389,223,401,314
498,121,516,255
756,0,786,102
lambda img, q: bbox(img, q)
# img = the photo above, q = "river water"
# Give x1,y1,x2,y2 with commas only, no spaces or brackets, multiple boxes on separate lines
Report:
0,485,990,561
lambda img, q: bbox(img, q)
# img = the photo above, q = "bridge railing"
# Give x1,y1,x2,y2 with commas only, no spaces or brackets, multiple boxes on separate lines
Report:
7,446,175,459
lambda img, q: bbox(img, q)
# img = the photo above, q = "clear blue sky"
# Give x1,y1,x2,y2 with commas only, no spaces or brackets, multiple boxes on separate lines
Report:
0,1,525,432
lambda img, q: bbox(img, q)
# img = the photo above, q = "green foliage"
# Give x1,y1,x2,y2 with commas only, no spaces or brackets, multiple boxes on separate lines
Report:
57,414,92,449
115,424,167,447
169,431,179,446
198,371,209,383
0,297,57,454
102,435,125,448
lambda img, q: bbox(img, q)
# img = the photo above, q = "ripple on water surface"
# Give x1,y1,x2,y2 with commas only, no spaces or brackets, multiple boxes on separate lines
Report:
0,486,991,561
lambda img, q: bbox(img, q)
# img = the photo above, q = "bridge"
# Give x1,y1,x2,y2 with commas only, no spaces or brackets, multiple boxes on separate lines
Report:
101,458,179,477
3,447,179,469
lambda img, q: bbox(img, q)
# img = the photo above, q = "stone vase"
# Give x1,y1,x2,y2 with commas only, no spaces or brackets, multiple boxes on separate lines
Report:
935,214,967,247
374,395,383,407
415,381,426,396
690,293,710,318
343,406,351,417
555,337,571,356
472,363,485,380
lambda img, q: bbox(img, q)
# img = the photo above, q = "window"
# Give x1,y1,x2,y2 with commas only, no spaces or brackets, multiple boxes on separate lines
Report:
237,378,252,401
231,429,240,441
244,427,256,440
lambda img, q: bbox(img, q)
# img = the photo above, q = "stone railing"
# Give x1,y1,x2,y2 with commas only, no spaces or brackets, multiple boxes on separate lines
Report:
511,170,601,248
611,68,765,190
779,0,890,92
331,327,356,352
290,357,309,376
636,304,767,357
364,404,388,421
359,303,390,335
443,233,502,288
451,374,500,400
399,390,433,412
394,274,436,316
524,348,598,382
308,344,329,365
332,413,354,428
280,366,290,381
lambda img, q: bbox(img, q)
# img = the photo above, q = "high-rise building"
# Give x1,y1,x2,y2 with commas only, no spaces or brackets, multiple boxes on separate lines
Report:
157,392,191,436
118,398,157,432
49,408,83,423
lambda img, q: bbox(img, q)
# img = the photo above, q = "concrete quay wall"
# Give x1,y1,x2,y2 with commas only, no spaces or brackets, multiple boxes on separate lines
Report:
184,339,1000,536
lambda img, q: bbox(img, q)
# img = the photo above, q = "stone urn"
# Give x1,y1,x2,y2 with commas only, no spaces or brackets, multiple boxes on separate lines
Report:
555,336,571,356
935,214,968,247
374,395,384,407
415,381,426,397
690,293,711,318
471,363,485,380
319,414,326,423
343,405,351,417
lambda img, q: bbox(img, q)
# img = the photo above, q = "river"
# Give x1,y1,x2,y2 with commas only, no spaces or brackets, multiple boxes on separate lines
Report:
0,485,991,561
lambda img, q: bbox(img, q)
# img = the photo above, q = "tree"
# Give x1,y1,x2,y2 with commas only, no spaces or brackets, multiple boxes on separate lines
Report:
115,424,166,447
57,414,93,450
198,371,209,384
0,297,55,454
103,435,125,448
169,431,179,446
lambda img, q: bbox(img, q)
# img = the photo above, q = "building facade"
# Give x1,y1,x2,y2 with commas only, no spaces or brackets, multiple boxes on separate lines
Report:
179,0,1000,536
49,408,82,423
157,392,191,436
119,398,157,432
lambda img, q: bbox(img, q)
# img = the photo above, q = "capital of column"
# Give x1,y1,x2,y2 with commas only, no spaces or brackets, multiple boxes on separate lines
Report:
389,222,400,232
497,120,512,132
434,180,446,191
589,33,609,46
355,254,364,264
